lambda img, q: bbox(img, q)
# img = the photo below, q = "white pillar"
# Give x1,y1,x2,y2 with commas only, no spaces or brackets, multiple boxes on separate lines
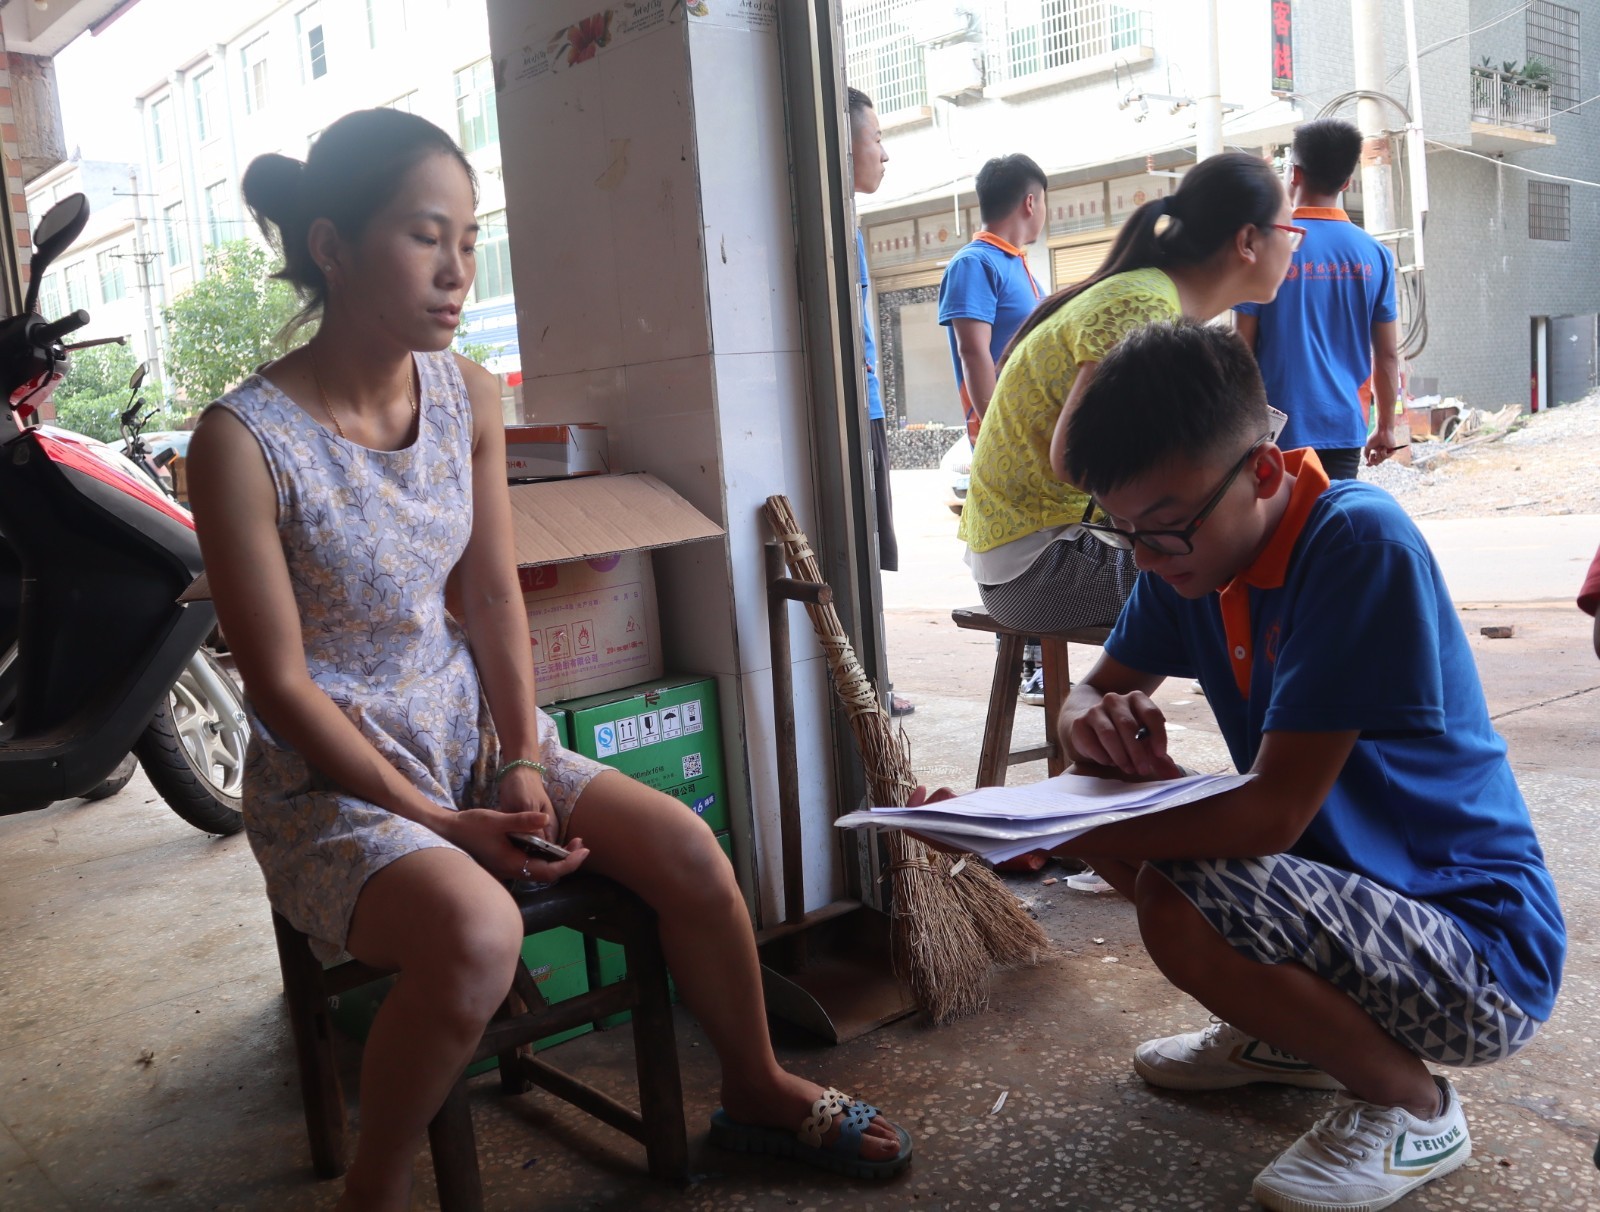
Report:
1352,0,1396,234
1196,0,1224,160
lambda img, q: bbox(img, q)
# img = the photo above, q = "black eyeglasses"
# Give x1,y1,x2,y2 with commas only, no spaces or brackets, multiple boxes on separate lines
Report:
1080,436,1270,556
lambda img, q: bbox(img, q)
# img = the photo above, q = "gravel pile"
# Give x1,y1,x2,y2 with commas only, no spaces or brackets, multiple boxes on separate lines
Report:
1356,390,1600,519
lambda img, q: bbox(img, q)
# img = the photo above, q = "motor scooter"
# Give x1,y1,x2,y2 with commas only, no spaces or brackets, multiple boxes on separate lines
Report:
0,193,246,834
115,364,182,501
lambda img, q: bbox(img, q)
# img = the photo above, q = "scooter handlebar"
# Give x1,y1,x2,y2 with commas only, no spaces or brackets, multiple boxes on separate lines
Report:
36,310,90,347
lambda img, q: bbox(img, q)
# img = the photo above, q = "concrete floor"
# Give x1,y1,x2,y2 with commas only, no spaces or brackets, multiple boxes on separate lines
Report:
3,482,1599,1209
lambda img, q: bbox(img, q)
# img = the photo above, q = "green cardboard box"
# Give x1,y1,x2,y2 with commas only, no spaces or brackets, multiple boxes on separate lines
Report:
561,676,727,833
327,927,592,1069
544,705,572,749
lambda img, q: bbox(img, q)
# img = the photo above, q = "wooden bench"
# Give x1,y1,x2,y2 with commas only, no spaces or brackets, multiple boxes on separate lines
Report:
951,607,1111,786
271,873,689,1210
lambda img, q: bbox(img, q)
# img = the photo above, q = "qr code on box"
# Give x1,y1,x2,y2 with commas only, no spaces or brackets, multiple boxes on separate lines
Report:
682,752,703,780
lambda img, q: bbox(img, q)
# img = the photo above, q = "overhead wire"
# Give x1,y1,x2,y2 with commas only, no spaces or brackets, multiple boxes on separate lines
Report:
1425,142,1600,189
1385,2,1535,84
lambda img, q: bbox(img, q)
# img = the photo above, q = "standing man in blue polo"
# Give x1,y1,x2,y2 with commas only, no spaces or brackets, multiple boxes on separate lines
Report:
1234,118,1403,480
939,154,1047,445
849,86,912,715
939,153,1049,702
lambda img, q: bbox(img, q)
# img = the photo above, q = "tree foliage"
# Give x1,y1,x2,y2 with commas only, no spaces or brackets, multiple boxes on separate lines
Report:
49,342,147,443
163,240,302,404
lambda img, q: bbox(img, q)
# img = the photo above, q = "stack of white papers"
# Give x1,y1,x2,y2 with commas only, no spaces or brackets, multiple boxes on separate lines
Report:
834,771,1254,863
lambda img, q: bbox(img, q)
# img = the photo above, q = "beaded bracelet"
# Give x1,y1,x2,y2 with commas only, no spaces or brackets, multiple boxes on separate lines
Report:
495,758,547,784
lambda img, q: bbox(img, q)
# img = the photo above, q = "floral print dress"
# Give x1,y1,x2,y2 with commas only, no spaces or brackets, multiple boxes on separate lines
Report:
210,350,606,961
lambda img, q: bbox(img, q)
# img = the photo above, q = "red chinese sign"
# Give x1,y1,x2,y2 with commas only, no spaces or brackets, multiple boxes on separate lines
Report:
1271,0,1295,95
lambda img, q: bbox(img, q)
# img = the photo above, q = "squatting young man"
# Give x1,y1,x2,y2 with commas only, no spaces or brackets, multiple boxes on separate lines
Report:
1053,320,1565,1212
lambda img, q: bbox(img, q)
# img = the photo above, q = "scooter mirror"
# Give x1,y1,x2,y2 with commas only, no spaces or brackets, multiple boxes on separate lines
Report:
24,194,90,316
128,364,147,393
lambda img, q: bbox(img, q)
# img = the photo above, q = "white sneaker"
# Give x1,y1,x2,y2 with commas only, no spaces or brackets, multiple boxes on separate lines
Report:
1133,1021,1343,1091
1019,668,1045,706
1253,1076,1471,1212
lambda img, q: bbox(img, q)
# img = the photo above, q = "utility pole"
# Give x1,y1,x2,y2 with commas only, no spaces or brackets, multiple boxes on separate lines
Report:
1196,0,1224,159
1352,0,1397,234
121,169,165,387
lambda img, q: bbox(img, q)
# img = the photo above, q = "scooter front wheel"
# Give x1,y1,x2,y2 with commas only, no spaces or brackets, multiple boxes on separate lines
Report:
135,648,247,836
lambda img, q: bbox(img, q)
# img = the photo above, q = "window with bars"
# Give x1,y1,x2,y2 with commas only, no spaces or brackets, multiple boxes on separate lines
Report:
164,202,189,267
240,36,270,114
842,1,927,115
98,249,126,302
384,90,418,114
455,59,499,153
989,0,1149,83
1527,1,1579,110
1529,180,1570,241
474,210,514,302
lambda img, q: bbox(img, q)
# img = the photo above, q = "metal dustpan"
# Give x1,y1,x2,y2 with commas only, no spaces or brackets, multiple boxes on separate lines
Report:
755,545,914,1044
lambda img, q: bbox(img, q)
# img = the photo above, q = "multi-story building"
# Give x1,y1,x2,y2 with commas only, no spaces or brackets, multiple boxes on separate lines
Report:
23,155,162,374
119,0,517,393
848,0,1599,454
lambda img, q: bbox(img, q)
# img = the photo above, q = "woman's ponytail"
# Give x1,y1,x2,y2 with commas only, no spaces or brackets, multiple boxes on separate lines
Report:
999,152,1282,366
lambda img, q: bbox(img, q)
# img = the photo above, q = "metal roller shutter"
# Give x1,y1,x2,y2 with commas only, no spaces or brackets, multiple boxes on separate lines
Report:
1051,239,1113,292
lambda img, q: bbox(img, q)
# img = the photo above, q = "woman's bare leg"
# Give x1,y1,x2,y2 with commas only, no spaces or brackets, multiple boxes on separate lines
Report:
565,771,903,1159
335,848,525,1211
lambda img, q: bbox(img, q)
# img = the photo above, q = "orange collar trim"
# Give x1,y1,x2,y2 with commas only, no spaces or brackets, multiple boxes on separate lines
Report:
1216,449,1330,696
974,230,1027,256
973,231,1042,299
1292,206,1350,222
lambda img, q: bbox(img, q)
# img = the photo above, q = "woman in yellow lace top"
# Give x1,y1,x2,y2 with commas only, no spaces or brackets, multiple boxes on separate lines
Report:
958,153,1296,635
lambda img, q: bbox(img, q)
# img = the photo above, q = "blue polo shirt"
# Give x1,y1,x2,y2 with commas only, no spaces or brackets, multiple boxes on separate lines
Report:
939,233,1041,438
1235,207,1397,451
856,228,884,421
1104,464,1565,1020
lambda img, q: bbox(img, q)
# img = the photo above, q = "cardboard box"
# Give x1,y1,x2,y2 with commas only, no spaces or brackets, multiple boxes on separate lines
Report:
519,556,659,704
562,676,728,832
327,927,592,1066
509,474,724,706
505,423,609,482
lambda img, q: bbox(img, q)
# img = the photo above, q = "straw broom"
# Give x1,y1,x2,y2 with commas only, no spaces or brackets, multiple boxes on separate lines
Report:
763,496,1049,1021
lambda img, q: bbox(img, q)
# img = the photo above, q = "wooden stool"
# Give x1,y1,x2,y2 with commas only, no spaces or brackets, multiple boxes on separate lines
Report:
952,607,1111,786
272,873,689,1210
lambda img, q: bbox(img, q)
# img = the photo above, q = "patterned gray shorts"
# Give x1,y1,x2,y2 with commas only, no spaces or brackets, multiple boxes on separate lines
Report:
978,532,1138,635
1149,853,1542,1067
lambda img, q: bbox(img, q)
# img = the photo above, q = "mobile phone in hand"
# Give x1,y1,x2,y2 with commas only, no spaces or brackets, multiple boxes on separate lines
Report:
509,832,571,862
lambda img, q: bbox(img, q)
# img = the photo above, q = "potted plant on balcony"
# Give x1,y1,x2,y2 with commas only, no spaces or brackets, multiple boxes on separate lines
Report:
1519,56,1553,91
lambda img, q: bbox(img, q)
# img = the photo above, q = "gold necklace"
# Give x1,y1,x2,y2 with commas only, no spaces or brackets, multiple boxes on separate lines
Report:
308,347,418,442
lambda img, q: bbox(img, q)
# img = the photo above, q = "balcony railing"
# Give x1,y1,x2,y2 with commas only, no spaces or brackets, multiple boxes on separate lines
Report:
841,1,1153,110
1470,66,1552,132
